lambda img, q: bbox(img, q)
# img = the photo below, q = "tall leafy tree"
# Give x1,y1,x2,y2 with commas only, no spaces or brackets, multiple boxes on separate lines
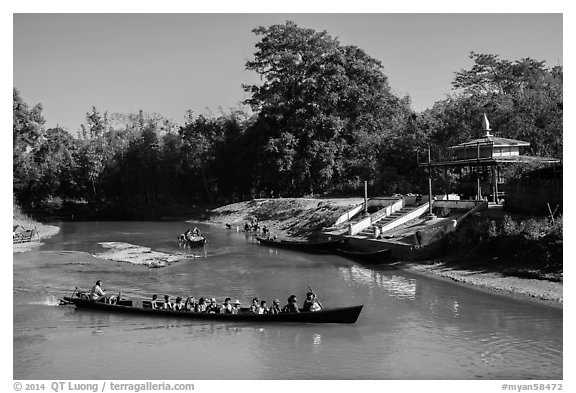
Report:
244,21,411,195
179,112,226,203
427,52,563,158
76,107,110,200
13,88,47,207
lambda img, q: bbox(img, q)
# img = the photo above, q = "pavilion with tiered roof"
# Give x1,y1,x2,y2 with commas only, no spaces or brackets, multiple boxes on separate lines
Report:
421,114,560,203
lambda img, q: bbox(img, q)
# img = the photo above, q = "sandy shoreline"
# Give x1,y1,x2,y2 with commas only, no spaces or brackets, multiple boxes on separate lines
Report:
403,261,562,308
95,241,203,268
201,198,563,307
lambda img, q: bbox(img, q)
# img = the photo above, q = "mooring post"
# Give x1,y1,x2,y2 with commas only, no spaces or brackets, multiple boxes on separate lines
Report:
427,147,435,218
364,180,368,216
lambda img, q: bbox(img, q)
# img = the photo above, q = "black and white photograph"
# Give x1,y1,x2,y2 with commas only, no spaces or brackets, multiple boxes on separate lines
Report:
9,7,565,388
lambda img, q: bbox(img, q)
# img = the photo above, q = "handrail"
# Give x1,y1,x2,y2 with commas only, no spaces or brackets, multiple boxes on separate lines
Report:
334,204,365,226
348,198,405,235
380,202,430,234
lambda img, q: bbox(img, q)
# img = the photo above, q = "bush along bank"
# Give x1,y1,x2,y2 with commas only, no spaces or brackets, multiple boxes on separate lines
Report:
444,214,562,281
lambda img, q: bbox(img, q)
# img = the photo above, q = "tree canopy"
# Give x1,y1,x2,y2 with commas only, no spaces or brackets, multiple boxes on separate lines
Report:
13,26,562,218
424,52,562,158
243,21,414,195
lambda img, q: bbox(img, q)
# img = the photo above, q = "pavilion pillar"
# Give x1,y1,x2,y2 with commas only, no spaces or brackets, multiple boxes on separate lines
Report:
494,166,499,204
491,166,496,203
476,142,481,201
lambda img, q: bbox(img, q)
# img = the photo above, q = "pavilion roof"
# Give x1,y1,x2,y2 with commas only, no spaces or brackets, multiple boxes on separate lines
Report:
450,134,530,149
420,154,561,168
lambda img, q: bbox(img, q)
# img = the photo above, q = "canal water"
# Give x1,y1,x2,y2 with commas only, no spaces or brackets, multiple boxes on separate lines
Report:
13,221,562,380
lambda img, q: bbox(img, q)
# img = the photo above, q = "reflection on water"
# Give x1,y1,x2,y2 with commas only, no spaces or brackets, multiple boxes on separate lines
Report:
338,265,417,299
13,221,562,380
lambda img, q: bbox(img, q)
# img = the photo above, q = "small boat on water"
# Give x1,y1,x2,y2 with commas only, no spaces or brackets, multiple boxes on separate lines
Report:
256,236,343,253
185,235,206,248
336,248,392,263
59,291,363,324
178,233,206,248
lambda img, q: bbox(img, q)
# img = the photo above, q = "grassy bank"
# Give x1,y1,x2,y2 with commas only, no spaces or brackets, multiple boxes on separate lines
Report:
443,214,563,281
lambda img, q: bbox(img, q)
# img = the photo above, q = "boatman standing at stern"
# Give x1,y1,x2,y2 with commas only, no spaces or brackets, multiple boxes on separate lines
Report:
89,280,106,302
302,292,322,312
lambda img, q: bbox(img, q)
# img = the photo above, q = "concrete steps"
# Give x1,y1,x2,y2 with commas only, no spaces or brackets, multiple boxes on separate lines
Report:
358,207,414,237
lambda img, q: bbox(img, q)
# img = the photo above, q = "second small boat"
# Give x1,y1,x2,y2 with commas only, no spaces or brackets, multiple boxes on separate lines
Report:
256,236,343,253
335,248,392,263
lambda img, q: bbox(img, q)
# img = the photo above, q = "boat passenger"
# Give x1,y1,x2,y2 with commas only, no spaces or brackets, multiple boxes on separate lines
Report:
269,299,281,314
192,227,201,237
107,292,118,305
184,296,197,312
232,299,241,314
174,296,184,311
302,292,322,312
151,294,159,309
258,300,269,314
220,297,233,314
207,298,219,313
282,295,300,313
89,280,106,302
196,297,207,313
250,297,259,314
163,295,174,310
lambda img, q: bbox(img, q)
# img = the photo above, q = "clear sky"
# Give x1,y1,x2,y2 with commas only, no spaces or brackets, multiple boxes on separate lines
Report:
13,13,562,131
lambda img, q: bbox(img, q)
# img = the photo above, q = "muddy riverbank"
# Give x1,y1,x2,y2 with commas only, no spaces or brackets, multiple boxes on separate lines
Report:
201,197,363,239
200,198,563,307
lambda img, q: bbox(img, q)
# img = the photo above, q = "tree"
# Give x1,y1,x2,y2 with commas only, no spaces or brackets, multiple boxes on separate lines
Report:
454,53,552,96
424,52,562,159
179,113,225,203
13,88,47,207
244,21,412,195
75,107,111,200
13,88,45,148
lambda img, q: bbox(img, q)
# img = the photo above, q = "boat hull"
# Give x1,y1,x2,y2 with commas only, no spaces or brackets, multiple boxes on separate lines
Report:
336,248,392,264
186,237,206,248
62,297,363,324
256,237,343,253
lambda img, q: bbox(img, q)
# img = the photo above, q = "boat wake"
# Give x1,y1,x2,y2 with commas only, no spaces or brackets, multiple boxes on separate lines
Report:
61,260,92,266
30,296,60,306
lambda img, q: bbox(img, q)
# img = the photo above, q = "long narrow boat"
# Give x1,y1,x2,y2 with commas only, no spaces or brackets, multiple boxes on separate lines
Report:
256,236,343,253
59,294,363,324
336,248,392,263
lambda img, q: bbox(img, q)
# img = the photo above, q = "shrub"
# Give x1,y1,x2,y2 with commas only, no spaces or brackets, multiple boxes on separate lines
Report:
449,214,563,274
